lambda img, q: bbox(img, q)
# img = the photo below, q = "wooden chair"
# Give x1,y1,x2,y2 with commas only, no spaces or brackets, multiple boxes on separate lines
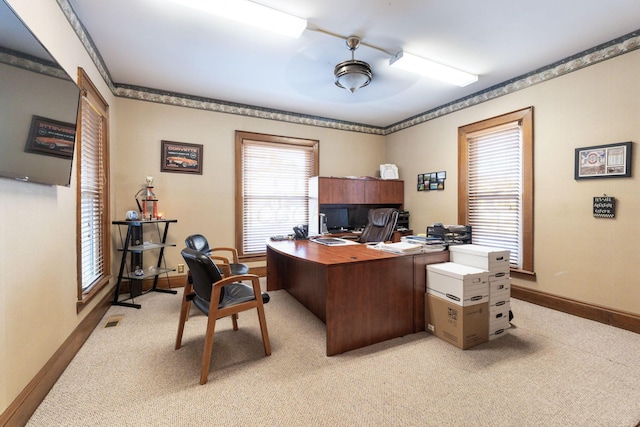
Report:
185,234,249,277
176,248,271,384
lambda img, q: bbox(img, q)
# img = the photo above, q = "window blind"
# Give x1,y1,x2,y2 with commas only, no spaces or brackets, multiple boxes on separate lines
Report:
241,140,315,255
467,121,523,268
79,96,106,292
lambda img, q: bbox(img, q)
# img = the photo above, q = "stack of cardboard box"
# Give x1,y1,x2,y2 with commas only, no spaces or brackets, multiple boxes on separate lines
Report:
425,262,490,349
449,244,511,340
425,244,512,349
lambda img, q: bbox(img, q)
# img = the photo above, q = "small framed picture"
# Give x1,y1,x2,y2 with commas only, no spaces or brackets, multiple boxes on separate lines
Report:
161,140,203,174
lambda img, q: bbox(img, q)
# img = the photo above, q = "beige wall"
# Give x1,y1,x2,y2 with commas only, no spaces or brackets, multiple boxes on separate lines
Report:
387,50,640,314
112,99,386,272
1,0,639,417
0,0,116,415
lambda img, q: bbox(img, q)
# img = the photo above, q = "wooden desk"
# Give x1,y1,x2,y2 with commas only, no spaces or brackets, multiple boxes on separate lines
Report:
266,240,448,355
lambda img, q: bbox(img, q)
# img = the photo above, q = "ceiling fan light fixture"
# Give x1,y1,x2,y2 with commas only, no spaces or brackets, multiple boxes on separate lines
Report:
389,50,478,87
167,0,307,38
334,60,372,93
334,36,372,93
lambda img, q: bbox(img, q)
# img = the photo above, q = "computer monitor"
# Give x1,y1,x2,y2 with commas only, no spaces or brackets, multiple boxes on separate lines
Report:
322,207,350,231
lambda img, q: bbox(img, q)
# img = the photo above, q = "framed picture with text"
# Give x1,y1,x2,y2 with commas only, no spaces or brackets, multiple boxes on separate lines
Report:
161,140,203,174
575,142,631,179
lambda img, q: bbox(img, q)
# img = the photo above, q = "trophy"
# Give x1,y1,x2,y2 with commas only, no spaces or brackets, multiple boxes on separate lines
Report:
136,176,159,220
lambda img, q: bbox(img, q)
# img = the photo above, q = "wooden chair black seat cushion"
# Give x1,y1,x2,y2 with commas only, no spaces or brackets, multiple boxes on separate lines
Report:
176,247,271,384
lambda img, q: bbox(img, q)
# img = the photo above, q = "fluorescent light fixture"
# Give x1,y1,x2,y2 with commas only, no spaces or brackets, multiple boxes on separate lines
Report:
389,50,478,87
167,0,307,38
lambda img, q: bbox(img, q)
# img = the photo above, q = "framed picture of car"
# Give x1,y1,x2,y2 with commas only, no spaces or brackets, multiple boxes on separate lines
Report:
161,140,203,174
24,115,76,159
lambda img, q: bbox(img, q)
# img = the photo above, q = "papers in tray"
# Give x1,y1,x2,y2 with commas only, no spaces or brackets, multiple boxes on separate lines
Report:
402,235,447,251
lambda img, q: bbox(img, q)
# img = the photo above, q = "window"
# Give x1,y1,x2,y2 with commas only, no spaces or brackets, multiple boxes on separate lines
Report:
458,107,533,275
236,131,319,257
76,68,111,308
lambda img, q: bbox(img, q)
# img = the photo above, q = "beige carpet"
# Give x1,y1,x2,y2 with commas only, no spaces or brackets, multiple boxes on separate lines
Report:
27,282,640,426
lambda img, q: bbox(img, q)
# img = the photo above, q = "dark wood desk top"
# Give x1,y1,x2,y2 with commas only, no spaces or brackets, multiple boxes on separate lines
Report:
266,239,398,266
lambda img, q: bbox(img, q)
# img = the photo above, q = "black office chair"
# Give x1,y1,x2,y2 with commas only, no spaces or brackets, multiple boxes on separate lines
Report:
359,208,399,243
176,248,271,384
185,234,249,277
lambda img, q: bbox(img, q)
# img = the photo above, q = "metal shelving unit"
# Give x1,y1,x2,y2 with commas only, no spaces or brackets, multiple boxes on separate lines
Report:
112,219,178,308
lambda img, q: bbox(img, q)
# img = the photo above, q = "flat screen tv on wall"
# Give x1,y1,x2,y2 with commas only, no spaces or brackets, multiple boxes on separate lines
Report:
0,0,81,187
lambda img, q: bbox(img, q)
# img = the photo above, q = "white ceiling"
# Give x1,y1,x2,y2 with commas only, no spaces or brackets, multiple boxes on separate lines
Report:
62,0,640,128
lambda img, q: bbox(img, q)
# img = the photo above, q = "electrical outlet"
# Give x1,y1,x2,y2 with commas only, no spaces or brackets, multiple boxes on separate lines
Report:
177,264,184,274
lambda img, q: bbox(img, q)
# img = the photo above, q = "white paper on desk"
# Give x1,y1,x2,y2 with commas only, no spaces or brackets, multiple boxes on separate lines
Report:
311,237,359,246
370,242,424,254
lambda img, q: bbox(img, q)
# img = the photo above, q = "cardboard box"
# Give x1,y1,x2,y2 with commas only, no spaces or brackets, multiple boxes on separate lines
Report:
449,244,510,272
489,287,511,306
489,319,511,340
490,278,511,296
489,270,510,283
489,303,511,340
427,262,489,306
490,302,511,323
425,293,489,349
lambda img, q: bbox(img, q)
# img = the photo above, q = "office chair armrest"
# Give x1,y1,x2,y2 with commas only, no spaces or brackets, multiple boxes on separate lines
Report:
208,255,232,277
210,246,241,263
211,273,260,288
210,274,265,309
208,254,230,264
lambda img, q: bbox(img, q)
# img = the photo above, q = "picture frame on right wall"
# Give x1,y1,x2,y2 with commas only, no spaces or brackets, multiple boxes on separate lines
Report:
574,141,632,180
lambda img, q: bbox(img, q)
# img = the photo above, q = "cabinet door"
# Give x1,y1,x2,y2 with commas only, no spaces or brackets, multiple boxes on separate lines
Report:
364,180,404,204
318,178,364,204
341,179,365,204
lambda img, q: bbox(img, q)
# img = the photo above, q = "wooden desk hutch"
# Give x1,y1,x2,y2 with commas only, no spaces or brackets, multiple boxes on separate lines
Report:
308,177,405,236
